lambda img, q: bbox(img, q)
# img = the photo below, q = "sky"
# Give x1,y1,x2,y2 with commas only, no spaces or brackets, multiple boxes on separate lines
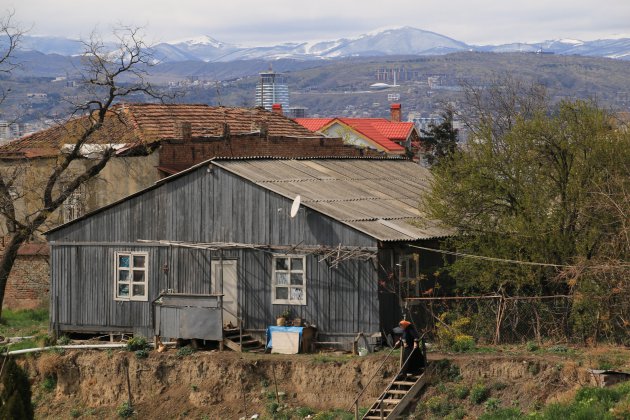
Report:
6,0,630,46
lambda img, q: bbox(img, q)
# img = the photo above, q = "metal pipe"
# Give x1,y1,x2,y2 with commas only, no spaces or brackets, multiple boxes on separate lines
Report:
6,342,177,356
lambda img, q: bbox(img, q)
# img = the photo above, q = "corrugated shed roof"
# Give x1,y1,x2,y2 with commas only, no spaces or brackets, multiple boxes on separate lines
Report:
0,104,318,157
214,159,453,241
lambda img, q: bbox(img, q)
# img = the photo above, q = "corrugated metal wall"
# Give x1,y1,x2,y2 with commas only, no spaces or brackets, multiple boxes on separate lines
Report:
49,164,380,336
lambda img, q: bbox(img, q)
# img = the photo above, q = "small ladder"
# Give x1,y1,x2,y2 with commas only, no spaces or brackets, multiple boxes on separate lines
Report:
362,364,432,419
222,327,265,352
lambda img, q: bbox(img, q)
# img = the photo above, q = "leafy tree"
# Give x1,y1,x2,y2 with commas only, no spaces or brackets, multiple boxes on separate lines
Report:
0,357,33,419
421,108,458,166
0,24,166,316
424,100,630,295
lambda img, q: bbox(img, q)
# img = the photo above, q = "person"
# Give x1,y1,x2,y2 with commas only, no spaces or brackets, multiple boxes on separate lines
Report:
395,320,425,379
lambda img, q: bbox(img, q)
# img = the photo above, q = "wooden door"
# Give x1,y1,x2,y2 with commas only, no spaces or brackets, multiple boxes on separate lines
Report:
212,260,238,326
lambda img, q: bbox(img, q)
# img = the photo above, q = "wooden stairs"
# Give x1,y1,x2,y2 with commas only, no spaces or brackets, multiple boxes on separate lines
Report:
362,364,433,419
222,327,265,353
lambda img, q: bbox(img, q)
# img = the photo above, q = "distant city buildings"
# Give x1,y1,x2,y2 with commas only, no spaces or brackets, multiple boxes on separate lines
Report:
255,71,289,111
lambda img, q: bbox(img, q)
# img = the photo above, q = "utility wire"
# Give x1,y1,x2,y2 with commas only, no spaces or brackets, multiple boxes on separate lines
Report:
408,244,630,269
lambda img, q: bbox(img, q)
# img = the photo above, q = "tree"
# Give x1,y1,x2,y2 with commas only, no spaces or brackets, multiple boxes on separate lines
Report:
0,11,24,108
0,357,33,419
0,25,165,316
423,99,630,296
420,108,458,166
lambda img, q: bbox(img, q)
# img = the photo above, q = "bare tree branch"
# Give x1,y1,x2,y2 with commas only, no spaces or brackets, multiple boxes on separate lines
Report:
0,25,168,315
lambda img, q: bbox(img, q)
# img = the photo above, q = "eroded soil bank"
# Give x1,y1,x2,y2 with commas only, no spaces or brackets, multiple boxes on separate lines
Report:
22,348,620,419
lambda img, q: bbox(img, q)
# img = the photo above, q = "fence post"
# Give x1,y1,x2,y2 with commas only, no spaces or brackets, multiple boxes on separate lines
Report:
494,295,505,345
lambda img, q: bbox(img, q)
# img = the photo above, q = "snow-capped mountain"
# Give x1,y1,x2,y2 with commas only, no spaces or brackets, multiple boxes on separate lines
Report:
16,27,630,62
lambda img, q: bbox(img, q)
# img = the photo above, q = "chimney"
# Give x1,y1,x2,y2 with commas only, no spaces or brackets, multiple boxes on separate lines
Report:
181,122,192,142
390,103,401,122
272,103,283,115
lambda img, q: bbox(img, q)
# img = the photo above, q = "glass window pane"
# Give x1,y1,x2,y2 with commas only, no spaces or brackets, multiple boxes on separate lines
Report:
118,284,129,297
290,273,303,285
133,270,145,282
118,270,130,281
276,272,289,285
275,258,289,271
133,255,146,268
290,287,303,301
291,258,303,271
132,285,145,296
118,255,130,268
276,287,288,300
400,260,408,279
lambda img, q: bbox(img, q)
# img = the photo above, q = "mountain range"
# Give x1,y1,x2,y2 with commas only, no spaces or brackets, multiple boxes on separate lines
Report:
18,27,630,63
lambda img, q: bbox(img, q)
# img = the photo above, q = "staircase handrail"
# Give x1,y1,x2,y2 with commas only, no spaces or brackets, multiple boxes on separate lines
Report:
347,344,398,412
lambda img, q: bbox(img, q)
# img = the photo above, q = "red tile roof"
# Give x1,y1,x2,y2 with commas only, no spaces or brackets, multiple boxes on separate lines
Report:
0,104,320,158
293,118,333,132
295,117,413,152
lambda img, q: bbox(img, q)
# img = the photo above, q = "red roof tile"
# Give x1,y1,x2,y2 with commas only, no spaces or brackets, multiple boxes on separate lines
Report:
293,118,333,132
295,117,412,152
0,104,320,158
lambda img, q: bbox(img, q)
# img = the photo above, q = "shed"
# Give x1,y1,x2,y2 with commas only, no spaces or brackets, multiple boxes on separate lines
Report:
46,157,452,347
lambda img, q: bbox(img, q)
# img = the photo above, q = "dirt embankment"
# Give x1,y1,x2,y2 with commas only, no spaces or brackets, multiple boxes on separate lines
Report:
23,349,610,419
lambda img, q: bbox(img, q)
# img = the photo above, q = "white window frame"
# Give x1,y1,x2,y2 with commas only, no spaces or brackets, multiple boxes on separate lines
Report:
114,251,148,301
399,253,420,297
62,184,85,223
272,255,307,305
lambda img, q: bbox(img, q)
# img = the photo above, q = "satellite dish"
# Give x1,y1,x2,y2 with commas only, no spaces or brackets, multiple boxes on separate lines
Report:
290,195,301,218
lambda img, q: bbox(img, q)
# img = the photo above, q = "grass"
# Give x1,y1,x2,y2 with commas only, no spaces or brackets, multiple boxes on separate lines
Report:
0,308,49,338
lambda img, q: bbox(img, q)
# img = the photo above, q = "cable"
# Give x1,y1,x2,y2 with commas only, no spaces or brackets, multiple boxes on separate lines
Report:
407,244,630,269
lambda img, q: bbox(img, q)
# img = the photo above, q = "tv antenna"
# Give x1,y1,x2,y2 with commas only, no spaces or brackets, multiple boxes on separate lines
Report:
290,195,301,218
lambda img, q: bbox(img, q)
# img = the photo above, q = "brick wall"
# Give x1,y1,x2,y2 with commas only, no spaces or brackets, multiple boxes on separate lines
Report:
160,134,387,172
1,238,50,310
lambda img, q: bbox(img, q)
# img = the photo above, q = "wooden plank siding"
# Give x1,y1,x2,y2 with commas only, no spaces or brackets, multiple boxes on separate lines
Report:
48,164,380,337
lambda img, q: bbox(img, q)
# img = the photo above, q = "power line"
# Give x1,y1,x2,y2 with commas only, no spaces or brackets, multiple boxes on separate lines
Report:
407,244,630,269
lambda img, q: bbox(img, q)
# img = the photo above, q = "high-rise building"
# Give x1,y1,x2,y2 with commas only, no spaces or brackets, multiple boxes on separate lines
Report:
255,72,289,111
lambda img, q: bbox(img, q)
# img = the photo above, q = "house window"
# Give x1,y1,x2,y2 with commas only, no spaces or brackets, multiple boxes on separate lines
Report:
398,254,420,297
115,252,148,301
272,255,306,305
62,184,85,223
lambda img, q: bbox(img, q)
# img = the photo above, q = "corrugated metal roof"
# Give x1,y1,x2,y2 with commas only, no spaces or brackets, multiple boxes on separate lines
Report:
214,159,454,241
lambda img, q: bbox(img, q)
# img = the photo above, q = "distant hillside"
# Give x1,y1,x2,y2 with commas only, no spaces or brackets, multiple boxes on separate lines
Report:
1,51,629,125
19,27,630,62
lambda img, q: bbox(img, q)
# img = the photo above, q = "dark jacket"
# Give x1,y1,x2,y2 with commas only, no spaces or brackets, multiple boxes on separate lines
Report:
400,323,420,348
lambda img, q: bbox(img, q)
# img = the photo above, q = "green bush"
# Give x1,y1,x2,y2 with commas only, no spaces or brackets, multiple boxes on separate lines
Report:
454,384,469,399
125,336,148,352
470,383,490,404
548,345,568,354
425,396,453,416
41,376,56,393
478,407,524,419
57,335,71,346
295,406,315,417
0,357,34,419
176,346,195,358
116,402,134,418
134,349,149,359
445,407,467,420
452,335,476,352
436,313,476,352
484,397,501,412
526,341,539,352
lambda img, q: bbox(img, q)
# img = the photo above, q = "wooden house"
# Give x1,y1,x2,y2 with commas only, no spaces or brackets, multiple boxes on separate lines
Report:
0,103,380,310
46,157,451,347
